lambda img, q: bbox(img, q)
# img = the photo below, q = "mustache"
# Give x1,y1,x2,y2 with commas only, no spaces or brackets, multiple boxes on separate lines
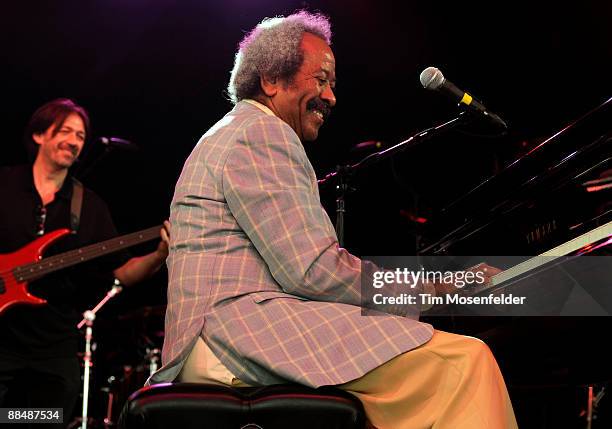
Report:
306,98,332,120
59,143,79,156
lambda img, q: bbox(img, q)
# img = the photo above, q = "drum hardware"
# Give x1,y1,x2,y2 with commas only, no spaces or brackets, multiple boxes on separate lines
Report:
144,347,161,377
94,306,165,426
581,384,607,429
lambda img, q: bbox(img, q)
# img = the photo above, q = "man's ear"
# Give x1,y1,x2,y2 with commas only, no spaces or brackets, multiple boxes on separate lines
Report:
32,133,44,146
260,74,279,97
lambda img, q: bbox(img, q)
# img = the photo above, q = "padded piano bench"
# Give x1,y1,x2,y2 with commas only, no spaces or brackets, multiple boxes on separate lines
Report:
118,382,366,429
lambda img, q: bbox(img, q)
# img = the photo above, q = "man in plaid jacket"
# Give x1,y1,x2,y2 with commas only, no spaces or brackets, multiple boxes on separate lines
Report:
152,11,517,429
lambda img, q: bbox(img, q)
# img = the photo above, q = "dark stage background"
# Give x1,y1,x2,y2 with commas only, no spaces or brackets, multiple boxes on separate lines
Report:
4,0,611,297
2,1,611,426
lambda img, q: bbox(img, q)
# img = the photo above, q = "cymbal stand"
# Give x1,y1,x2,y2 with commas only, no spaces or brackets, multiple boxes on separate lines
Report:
75,279,123,429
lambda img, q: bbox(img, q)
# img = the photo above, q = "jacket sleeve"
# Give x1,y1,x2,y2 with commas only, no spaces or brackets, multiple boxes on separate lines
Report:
222,115,419,318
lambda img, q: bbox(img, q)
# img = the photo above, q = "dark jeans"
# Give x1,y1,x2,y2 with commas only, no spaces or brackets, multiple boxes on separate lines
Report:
0,353,80,429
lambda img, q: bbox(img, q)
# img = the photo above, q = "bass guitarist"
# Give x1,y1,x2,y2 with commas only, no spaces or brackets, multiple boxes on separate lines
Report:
0,98,169,428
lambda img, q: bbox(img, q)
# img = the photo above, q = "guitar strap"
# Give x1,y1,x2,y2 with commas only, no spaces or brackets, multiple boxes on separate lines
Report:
70,177,84,234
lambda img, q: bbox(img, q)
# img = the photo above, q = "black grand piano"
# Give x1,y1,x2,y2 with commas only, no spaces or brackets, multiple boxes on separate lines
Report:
417,96,612,316
419,96,611,259
417,97,612,428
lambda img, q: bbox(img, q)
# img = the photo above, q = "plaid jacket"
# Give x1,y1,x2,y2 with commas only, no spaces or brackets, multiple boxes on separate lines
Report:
153,101,433,387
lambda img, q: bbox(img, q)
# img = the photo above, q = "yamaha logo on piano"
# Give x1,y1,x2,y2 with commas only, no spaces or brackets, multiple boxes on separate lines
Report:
525,219,558,245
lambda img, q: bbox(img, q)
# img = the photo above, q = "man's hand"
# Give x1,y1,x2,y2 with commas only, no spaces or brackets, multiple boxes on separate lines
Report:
467,262,502,286
432,262,502,297
114,220,171,287
156,220,171,259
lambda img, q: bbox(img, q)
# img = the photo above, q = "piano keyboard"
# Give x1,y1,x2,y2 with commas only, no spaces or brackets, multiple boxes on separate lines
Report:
491,220,612,285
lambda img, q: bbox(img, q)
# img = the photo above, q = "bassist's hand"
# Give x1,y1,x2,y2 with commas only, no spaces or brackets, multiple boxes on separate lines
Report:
156,220,171,259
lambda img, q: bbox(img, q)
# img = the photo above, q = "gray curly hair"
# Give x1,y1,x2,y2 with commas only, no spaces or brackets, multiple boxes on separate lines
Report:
227,11,332,104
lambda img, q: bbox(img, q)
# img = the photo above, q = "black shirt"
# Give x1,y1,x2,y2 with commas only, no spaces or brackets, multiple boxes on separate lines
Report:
0,165,129,358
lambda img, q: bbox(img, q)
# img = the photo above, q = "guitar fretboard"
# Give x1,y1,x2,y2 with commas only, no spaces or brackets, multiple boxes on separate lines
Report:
13,225,161,282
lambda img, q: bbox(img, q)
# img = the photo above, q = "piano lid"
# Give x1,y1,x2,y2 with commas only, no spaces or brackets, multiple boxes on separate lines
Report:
419,96,612,255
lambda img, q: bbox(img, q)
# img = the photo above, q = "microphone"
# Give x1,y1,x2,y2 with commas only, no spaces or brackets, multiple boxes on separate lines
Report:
420,66,508,129
350,140,384,152
96,136,139,151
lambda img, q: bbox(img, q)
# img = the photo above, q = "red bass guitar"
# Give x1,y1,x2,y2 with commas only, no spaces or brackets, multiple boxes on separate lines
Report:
0,226,161,314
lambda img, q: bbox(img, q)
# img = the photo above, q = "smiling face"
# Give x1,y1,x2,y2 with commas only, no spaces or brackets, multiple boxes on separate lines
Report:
32,113,86,170
266,32,337,142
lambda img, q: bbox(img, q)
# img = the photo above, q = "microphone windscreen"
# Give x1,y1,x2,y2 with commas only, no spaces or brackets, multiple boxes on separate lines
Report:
420,67,445,90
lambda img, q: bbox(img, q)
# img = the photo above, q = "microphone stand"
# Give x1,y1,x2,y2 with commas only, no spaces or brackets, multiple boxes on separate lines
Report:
73,279,123,429
74,146,113,182
319,112,469,246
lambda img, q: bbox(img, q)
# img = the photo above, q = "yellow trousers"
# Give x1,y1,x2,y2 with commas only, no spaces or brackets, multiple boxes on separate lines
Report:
339,330,518,429
180,330,518,428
